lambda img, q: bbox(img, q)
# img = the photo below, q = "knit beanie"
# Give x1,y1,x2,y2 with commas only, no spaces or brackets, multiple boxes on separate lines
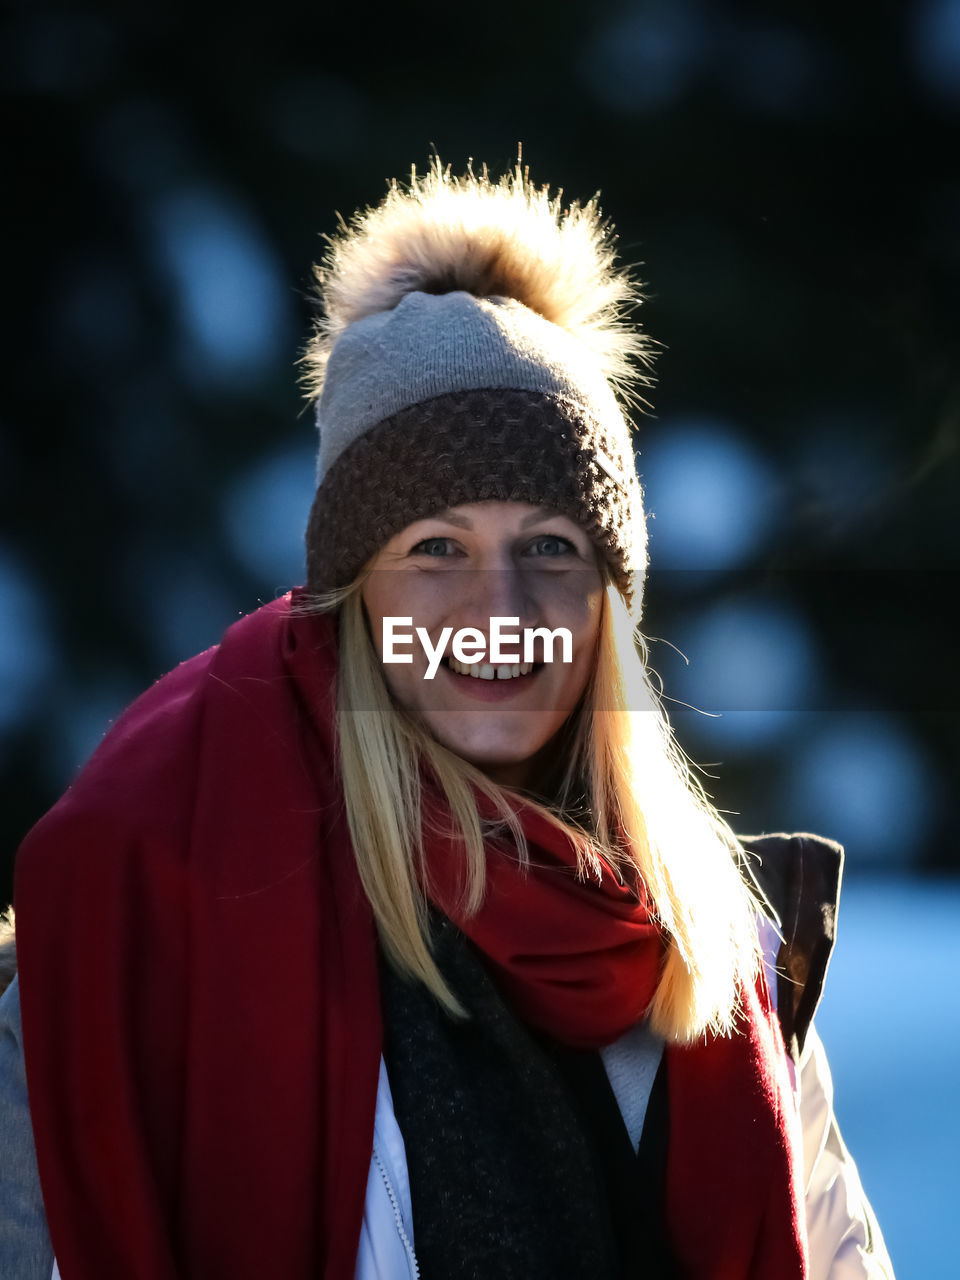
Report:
302,160,656,614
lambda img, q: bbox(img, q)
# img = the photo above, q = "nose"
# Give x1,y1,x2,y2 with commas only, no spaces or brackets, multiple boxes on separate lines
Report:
449,565,538,651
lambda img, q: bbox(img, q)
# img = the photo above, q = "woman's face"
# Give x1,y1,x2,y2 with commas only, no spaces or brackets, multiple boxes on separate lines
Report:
359,501,605,790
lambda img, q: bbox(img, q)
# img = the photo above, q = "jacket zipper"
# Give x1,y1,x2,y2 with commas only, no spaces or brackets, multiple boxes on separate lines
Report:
371,1146,420,1278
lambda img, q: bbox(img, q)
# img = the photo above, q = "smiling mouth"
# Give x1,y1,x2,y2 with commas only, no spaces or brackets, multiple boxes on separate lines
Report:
442,656,545,681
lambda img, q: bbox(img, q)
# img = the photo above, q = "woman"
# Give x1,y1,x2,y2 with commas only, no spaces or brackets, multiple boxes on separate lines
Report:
1,161,893,1278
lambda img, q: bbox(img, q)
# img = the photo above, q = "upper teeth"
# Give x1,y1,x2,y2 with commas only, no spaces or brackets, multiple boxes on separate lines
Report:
447,658,535,680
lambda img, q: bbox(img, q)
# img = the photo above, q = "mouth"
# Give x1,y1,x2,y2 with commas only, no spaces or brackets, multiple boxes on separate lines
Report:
442,656,545,681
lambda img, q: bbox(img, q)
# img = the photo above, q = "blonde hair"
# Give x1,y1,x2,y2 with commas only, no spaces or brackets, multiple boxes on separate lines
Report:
292,571,767,1045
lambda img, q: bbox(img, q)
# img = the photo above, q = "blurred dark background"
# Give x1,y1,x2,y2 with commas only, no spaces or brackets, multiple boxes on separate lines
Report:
2,1,958,1270
6,0,958,891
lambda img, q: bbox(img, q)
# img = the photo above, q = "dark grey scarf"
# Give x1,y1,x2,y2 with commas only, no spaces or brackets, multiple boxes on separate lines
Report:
379,910,676,1280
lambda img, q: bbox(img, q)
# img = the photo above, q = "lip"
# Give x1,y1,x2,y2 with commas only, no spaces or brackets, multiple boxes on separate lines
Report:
437,659,545,702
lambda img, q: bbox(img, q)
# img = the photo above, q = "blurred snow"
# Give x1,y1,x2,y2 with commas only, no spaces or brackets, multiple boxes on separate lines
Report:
641,417,781,571
42,673,143,790
664,593,821,747
782,714,939,866
221,442,315,588
148,185,293,391
814,876,960,1277
119,536,241,672
910,0,960,106
0,548,58,735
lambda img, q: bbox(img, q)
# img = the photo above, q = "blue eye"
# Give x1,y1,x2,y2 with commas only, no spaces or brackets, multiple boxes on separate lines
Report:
411,537,454,557
528,534,575,557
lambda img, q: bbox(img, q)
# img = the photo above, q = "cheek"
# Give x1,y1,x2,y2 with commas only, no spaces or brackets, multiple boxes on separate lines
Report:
360,586,433,711
555,601,602,704
360,612,386,676
561,647,595,707
360,580,408,662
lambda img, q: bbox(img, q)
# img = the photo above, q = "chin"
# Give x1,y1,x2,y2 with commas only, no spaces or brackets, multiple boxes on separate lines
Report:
424,710,557,777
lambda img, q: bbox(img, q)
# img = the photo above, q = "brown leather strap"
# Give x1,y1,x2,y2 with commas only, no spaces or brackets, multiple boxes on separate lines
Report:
739,833,844,1063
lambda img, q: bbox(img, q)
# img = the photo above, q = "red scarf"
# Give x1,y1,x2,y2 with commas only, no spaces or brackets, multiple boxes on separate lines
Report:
14,589,808,1279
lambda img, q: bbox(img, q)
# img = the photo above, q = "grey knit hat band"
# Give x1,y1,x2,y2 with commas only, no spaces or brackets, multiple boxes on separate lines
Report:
313,291,629,486
305,388,646,610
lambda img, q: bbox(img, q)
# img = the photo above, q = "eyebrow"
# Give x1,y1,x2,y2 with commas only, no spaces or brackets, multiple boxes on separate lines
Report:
427,508,566,531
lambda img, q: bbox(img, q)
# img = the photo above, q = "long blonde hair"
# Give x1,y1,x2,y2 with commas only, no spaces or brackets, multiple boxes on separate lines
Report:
292,571,768,1045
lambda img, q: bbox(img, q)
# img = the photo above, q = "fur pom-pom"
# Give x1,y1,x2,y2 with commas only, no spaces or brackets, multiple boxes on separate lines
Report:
302,158,655,409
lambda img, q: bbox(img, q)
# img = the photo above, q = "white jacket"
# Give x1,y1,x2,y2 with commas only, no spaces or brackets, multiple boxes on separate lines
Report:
354,916,895,1280
0,921,895,1280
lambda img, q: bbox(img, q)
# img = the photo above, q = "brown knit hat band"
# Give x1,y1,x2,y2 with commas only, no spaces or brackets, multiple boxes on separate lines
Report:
305,389,646,612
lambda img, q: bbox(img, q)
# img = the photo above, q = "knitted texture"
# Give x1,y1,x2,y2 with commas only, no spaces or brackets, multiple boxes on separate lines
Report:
379,910,623,1280
313,290,631,484
305,387,646,610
